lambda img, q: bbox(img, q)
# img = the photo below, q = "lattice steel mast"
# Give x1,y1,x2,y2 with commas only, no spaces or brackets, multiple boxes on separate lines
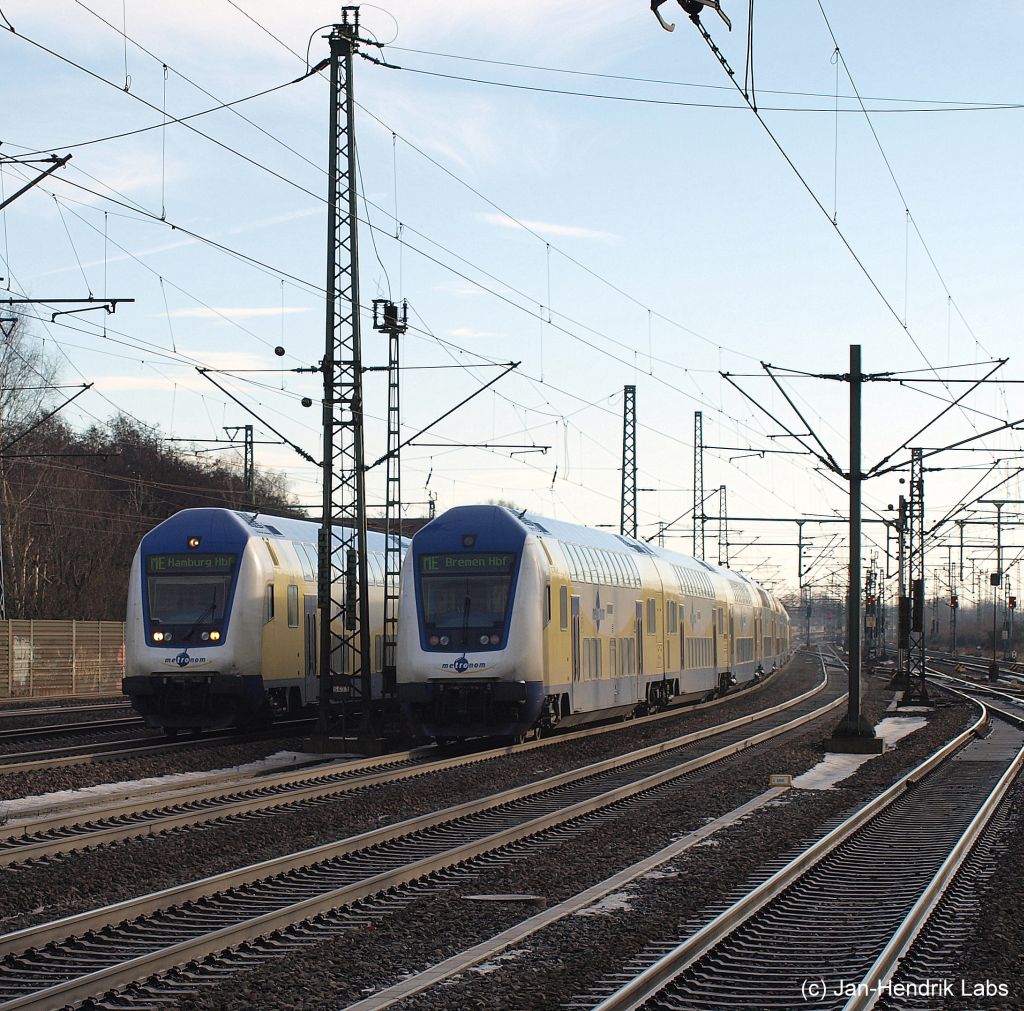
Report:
316,10,372,745
223,425,254,507
905,447,929,703
717,484,728,567
374,298,406,696
693,410,704,559
620,385,637,538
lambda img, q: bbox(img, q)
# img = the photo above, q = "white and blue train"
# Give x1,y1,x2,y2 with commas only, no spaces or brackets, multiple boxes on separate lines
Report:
396,505,791,742
123,508,405,734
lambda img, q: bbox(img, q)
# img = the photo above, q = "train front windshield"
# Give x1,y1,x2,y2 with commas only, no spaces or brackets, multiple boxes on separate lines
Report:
145,553,236,640
419,552,516,650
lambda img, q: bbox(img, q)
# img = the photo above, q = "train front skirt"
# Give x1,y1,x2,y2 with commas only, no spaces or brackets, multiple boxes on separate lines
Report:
399,679,546,741
123,672,268,731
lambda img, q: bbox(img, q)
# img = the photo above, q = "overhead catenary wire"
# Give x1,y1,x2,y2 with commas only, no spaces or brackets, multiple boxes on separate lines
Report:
5,11,940,568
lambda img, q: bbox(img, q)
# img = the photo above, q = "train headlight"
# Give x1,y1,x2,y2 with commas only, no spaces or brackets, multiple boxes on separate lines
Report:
440,635,450,646
490,634,500,645
187,536,202,549
153,631,165,642
429,635,439,646
201,632,210,641
210,630,221,641
479,634,489,645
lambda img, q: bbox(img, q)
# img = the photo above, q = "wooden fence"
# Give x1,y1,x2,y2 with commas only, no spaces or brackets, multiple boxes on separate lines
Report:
0,620,125,699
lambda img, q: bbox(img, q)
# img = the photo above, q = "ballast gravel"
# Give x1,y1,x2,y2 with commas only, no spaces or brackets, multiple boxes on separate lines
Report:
0,694,123,711
939,773,1024,1011
0,663,826,932
0,703,132,733
0,734,311,801
161,671,975,1011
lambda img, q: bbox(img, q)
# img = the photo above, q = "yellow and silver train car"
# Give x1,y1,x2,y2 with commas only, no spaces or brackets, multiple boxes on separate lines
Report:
396,505,790,741
124,508,405,733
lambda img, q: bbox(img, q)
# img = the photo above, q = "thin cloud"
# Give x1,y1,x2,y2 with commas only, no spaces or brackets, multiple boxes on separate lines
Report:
480,212,614,241
166,306,311,320
176,349,272,369
448,327,502,338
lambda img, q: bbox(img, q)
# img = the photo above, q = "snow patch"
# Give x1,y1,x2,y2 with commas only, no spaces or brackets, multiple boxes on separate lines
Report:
792,716,927,790
463,949,532,976
575,891,634,916
2,751,320,821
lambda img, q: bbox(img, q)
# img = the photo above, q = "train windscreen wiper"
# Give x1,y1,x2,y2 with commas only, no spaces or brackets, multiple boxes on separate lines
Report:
183,599,217,641
461,591,471,648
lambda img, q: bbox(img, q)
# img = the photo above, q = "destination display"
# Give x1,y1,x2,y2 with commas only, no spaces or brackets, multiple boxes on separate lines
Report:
146,553,236,575
419,553,515,576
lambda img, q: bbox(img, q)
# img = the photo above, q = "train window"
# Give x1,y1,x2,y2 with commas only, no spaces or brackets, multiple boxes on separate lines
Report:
612,552,627,586
263,538,280,567
287,585,299,627
563,544,578,582
264,583,275,624
294,543,314,583
303,543,320,580
667,600,677,635
647,598,656,635
559,586,568,631
544,586,551,628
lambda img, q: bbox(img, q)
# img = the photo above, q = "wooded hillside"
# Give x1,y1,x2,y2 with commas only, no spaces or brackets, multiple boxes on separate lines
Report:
0,328,300,620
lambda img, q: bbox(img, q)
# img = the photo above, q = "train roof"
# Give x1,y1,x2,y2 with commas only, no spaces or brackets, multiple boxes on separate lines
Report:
418,505,780,605
142,508,408,554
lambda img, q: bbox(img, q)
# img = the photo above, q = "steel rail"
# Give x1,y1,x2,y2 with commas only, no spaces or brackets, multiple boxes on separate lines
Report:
0,680,845,1008
0,716,142,742
843,683,1024,1011
0,701,131,721
0,669,839,954
587,700,990,1011
0,666,806,864
0,718,316,773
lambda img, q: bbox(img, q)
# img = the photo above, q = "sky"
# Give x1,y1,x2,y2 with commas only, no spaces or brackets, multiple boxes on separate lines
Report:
3,1,1023,601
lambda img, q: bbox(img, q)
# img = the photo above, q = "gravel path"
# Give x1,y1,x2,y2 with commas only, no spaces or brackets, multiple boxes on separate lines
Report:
0,660,823,933
160,675,975,1011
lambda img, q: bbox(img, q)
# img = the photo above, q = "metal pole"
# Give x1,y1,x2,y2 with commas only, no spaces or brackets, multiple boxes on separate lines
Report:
991,502,1002,679
848,344,863,726
833,344,874,745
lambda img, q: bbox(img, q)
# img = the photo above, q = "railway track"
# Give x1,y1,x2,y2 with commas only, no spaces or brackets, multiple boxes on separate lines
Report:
0,718,317,775
0,715,144,744
0,664,802,865
0,701,132,722
557,684,1021,1011
0,659,846,1009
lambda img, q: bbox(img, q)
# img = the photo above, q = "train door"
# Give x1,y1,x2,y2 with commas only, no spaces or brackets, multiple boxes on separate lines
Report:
635,602,644,677
571,595,581,685
712,610,719,670
303,594,318,703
